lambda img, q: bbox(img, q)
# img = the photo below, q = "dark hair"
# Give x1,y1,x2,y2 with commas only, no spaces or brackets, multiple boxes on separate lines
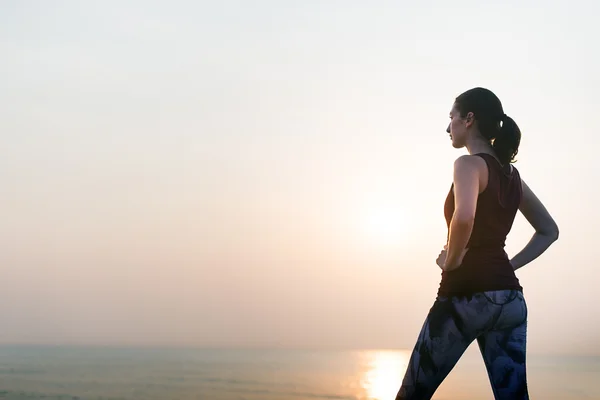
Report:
455,87,521,165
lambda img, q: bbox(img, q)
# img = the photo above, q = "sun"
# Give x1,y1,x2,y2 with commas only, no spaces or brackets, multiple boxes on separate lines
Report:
363,207,411,247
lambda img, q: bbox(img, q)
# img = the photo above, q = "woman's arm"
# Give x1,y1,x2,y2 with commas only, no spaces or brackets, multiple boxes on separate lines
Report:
443,156,480,271
510,179,559,271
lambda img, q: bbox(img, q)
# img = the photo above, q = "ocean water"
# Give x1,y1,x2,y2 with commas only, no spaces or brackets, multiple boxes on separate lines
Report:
0,345,598,400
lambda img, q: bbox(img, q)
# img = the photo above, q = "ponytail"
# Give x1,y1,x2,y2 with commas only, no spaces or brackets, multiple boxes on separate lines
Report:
493,114,521,165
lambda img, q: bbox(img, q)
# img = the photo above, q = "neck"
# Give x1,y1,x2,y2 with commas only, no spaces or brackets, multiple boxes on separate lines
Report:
465,135,493,156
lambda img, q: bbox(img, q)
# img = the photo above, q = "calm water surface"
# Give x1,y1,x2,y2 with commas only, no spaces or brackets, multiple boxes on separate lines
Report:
0,346,597,399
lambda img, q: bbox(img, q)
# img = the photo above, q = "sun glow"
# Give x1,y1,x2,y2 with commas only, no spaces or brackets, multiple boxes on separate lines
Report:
362,351,409,400
363,207,412,247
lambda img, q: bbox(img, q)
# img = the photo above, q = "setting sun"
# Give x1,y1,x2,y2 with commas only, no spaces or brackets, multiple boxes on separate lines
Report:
363,207,412,247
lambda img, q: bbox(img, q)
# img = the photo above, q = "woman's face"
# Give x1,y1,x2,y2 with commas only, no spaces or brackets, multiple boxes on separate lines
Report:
446,103,472,148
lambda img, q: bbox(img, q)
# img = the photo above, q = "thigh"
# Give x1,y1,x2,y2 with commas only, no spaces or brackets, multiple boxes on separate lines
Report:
396,297,482,400
477,292,529,399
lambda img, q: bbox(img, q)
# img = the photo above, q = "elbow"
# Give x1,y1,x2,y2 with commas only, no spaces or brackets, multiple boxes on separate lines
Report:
549,226,559,242
548,220,559,242
452,212,475,227
540,223,559,243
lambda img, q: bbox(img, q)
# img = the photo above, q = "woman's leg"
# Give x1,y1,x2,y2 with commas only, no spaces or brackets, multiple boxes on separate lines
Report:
396,297,483,400
477,321,528,399
477,290,529,400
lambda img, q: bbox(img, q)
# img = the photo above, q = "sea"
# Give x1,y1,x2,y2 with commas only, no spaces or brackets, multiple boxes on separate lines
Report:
0,345,598,400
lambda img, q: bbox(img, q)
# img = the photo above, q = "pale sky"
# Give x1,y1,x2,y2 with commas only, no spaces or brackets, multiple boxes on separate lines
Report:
1,0,599,355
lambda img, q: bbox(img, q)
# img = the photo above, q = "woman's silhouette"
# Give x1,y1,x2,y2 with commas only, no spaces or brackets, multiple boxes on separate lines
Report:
396,88,559,400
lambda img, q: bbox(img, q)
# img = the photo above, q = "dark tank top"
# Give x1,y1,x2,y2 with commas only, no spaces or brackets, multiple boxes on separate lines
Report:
437,153,523,297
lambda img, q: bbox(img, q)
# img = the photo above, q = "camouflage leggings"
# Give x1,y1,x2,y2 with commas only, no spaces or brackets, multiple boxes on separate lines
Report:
396,289,529,400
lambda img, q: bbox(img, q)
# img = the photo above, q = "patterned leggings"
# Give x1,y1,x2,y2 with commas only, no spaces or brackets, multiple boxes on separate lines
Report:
396,289,529,400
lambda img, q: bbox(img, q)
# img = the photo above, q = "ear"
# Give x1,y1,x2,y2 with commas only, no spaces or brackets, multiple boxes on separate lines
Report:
464,112,475,128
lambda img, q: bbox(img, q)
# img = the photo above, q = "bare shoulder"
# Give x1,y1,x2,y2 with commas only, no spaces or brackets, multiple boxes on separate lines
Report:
453,154,487,175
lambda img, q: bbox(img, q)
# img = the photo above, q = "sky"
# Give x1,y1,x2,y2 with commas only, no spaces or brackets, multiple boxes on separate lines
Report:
1,0,599,355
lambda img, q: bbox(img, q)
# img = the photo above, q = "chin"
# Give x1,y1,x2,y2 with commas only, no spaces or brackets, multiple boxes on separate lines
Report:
450,140,462,149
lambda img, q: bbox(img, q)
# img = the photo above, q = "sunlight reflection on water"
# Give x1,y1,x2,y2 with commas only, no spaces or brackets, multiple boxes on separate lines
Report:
361,350,410,400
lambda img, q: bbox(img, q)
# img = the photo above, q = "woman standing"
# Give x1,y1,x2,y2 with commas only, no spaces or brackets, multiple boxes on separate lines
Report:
396,88,559,400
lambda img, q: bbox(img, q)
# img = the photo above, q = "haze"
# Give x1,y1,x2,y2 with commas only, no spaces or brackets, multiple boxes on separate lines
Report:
1,0,599,356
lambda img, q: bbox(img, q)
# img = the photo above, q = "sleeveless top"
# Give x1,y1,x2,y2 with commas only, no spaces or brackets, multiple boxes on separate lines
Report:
437,153,523,297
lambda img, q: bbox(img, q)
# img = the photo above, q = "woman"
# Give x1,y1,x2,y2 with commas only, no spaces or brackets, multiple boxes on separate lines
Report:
395,88,559,400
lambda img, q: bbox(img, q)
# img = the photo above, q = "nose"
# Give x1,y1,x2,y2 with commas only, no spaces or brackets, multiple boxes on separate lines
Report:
446,123,450,134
